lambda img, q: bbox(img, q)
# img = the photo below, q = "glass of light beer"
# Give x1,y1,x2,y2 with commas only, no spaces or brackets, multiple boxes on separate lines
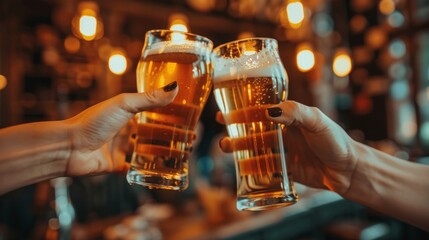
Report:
212,38,298,210
127,30,213,190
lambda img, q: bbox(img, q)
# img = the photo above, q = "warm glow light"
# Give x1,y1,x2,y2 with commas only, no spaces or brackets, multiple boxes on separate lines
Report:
79,14,97,40
108,53,127,75
379,0,395,15
287,1,304,28
296,44,315,72
237,31,255,40
333,52,352,77
169,14,189,41
0,75,7,90
64,36,80,53
72,2,103,41
169,13,189,33
350,15,367,33
170,23,188,32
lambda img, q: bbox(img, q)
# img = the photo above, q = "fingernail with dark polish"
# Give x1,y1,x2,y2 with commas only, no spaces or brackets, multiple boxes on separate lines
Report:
267,107,283,117
163,81,177,92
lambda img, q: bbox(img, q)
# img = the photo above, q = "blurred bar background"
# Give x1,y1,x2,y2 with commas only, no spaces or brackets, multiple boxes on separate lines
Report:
1,0,429,239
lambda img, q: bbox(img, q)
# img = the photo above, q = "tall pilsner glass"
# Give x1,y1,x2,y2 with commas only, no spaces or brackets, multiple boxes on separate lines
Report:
212,38,298,210
127,30,213,190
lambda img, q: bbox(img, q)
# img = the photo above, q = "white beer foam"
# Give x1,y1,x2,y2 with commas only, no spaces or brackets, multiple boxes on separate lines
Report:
145,38,211,56
212,48,285,83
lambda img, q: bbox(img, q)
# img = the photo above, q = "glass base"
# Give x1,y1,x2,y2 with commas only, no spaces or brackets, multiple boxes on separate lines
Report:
237,193,298,211
126,167,188,191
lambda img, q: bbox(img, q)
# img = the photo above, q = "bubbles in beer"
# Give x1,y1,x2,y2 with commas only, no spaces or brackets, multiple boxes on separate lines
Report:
212,41,297,210
129,37,212,190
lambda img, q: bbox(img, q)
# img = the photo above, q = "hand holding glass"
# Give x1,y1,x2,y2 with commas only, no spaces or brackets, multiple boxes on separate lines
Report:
127,30,213,191
212,38,298,210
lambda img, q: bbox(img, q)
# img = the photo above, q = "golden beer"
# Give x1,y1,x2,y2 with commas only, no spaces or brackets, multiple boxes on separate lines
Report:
127,30,212,190
213,38,298,210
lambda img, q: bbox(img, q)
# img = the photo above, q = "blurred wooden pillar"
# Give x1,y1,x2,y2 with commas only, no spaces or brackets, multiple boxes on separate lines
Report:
0,1,22,127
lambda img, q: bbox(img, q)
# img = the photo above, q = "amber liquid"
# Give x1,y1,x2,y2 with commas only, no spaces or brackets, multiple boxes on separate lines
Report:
127,52,211,190
214,76,297,210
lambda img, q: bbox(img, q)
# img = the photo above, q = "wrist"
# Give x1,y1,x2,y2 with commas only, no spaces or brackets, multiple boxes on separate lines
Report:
341,141,378,204
340,141,429,230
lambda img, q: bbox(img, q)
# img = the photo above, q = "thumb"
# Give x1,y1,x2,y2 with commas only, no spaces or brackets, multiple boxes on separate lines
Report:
265,100,330,133
119,81,178,114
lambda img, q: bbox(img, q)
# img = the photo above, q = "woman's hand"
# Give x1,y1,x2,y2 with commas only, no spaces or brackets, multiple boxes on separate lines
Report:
64,82,178,177
218,100,359,194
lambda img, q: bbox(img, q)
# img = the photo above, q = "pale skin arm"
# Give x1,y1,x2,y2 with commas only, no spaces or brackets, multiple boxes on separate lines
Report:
346,141,429,232
218,100,429,231
0,82,178,195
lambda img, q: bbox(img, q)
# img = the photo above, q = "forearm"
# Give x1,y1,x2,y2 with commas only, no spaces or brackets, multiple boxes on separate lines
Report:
0,121,70,194
344,141,429,231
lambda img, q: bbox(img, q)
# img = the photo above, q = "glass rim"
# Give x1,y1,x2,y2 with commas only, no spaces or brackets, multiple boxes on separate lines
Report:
213,37,278,53
146,29,213,47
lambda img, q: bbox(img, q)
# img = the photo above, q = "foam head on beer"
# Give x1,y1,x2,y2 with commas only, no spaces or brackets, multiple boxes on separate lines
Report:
212,47,288,115
143,37,211,58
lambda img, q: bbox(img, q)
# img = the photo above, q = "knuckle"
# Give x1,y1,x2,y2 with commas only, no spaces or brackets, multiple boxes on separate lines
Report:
142,90,159,106
287,101,300,114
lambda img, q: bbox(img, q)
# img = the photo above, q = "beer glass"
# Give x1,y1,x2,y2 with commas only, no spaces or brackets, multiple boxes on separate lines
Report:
127,30,213,190
212,38,298,211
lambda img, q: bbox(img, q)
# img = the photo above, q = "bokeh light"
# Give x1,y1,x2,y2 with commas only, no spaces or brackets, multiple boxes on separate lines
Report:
286,1,304,28
389,39,406,59
390,80,409,100
312,13,333,37
379,0,395,15
350,15,367,33
365,27,387,49
169,13,189,32
352,0,374,12
72,2,103,41
0,75,7,91
333,51,352,77
108,53,127,75
296,44,315,72
170,23,188,32
64,36,80,53
387,11,405,28
388,62,408,79
79,14,97,40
